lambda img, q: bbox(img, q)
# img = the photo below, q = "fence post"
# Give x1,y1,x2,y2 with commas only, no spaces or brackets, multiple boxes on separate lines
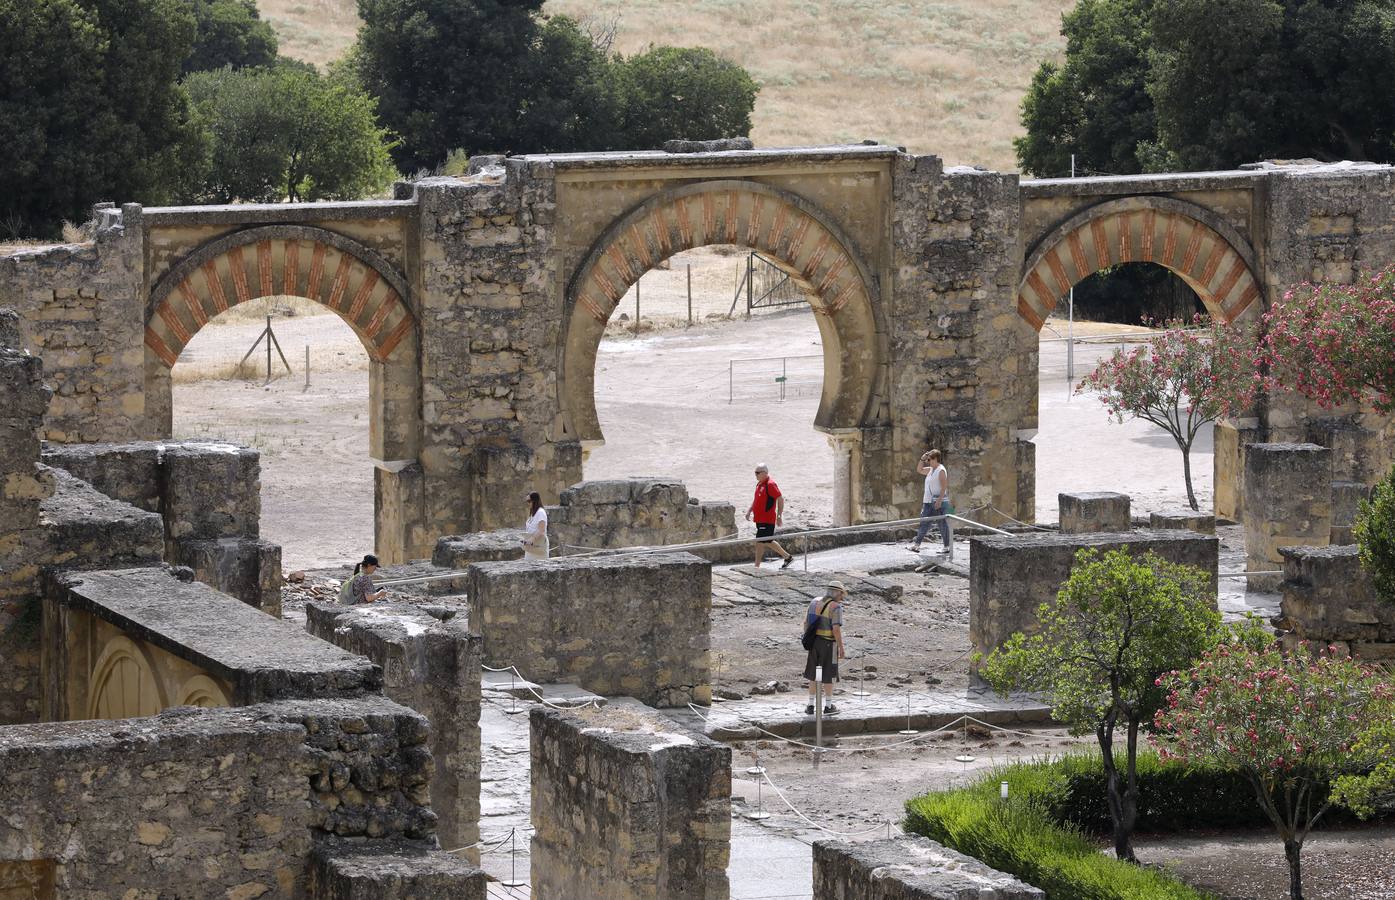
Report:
635,274,641,332
265,315,272,382
746,253,753,319
304,344,309,390
728,360,733,405
687,264,693,326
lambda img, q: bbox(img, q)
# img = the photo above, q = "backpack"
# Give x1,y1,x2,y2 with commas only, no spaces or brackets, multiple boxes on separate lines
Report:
801,599,834,651
338,573,357,605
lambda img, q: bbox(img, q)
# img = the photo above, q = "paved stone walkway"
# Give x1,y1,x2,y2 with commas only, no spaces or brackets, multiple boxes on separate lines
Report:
713,565,903,607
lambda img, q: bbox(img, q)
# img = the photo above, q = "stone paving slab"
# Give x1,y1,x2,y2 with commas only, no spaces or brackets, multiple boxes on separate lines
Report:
676,687,1052,742
714,566,905,607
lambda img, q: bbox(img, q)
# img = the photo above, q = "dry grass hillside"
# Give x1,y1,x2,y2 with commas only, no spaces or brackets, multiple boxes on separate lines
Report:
258,0,1073,170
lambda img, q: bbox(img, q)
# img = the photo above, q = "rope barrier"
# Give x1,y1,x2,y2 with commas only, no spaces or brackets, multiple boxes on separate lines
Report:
753,769,895,839
482,662,603,710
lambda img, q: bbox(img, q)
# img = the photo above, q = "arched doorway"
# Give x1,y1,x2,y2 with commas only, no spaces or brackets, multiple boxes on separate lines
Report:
558,181,888,526
144,225,422,562
1016,197,1263,518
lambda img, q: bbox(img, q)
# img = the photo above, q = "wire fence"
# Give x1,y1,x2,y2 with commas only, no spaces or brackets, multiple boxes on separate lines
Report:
727,353,823,403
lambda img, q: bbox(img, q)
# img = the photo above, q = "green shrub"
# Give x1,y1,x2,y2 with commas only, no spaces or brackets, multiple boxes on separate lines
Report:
1355,463,1395,604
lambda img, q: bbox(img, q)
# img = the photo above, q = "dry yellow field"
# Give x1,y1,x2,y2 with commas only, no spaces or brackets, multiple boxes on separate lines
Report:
257,0,1073,171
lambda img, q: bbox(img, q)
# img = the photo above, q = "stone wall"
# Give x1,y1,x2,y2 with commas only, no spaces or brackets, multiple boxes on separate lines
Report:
309,840,486,899
530,704,730,900
466,553,712,706
969,530,1219,668
42,439,279,612
1279,545,1395,660
1243,443,1332,590
44,566,378,721
813,836,1044,899
0,206,148,443
548,478,736,554
305,601,482,853
1330,481,1372,546
0,696,466,897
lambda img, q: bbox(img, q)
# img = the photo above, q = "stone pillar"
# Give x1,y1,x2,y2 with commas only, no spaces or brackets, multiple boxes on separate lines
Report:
1330,481,1372,545
826,432,858,527
813,836,1043,899
0,309,54,725
530,705,730,900
1279,545,1395,660
1243,443,1332,591
1214,417,1265,523
1058,491,1130,533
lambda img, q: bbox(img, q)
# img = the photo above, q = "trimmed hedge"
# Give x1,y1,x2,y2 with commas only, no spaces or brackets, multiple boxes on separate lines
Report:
905,783,1210,900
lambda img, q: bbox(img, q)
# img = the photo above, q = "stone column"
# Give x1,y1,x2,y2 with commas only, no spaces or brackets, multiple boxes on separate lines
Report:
1214,417,1265,523
1058,491,1130,533
1243,443,1332,591
826,431,859,527
530,705,730,900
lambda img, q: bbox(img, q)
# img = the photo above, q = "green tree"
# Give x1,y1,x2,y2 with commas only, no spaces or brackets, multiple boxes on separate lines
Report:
353,0,544,172
0,0,198,237
513,15,622,153
182,64,397,203
982,548,1228,862
184,0,278,74
1015,0,1161,178
1354,463,1395,603
1157,643,1395,899
1151,0,1395,170
616,46,758,150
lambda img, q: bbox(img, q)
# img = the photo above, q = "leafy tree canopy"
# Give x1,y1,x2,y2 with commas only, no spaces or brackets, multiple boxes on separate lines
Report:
615,47,758,151
181,63,397,203
184,0,278,74
0,0,199,238
1019,0,1395,177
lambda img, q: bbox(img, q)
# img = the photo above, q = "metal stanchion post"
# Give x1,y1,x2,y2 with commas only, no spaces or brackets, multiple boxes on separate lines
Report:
746,774,770,820
505,670,522,715
501,827,526,887
814,665,824,763
857,649,867,700
898,688,917,735
955,716,976,763
745,749,765,776
802,533,808,572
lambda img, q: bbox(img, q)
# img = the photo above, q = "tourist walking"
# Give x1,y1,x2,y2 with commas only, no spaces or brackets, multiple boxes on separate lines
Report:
341,553,387,604
803,580,846,715
523,491,550,559
746,463,794,568
909,449,953,557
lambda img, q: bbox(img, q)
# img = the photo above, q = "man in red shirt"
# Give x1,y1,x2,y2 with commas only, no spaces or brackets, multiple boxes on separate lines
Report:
746,463,795,569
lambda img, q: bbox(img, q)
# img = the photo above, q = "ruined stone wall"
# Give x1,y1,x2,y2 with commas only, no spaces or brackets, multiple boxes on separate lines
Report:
548,478,736,553
467,553,711,706
410,172,582,541
813,836,1044,899
0,206,148,443
530,704,730,900
305,601,481,853
1243,443,1332,591
891,156,1034,524
969,530,1219,668
0,697,449,898
1279,545,1395,660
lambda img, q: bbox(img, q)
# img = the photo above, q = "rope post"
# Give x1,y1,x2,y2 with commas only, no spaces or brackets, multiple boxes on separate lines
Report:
746,774,771,820
802,533,808,572
745,749,765,777
687,263,693,326
304,344,309,390
505,670,523,716
954,716,976,763
857,649,867,700
501,827,526,888
898,687,917,735
813,665,824,763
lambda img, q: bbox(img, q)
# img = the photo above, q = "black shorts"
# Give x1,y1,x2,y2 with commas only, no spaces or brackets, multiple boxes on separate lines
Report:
803,638,838,683
755,522,776,541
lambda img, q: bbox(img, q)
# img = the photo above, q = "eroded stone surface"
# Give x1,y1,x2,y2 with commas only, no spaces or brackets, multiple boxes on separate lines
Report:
814,835,1044,899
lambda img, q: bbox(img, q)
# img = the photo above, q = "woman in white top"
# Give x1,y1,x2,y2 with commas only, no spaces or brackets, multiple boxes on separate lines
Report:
523,491,550,559
909,449,953,557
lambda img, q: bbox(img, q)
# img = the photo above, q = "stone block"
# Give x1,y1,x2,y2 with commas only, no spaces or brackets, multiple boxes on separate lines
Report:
160,442,260,543
813,836,1044,899
530,704,730,900
309,839,487,899
467,553,711,706
969,530,1218,668
1330,481,1372,546
37,466,163,570
1149,508,1216,534
172,537,282,616
1214,418,1265,523
549,478,736,555
305,601,482,854
429,529,525,594
1280,545,1395,650
1243,443,1332,590
41,440,163,512
1058,491,1131,534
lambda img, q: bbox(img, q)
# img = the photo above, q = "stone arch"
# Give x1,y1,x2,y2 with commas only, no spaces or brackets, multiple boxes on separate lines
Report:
88,636,167,720
1017,197,1263,330
176,674,230,709
560,180,886,447
145,225,416,367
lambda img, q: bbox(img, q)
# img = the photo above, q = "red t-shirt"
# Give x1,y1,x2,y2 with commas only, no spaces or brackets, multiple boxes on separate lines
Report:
752,479,782,525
